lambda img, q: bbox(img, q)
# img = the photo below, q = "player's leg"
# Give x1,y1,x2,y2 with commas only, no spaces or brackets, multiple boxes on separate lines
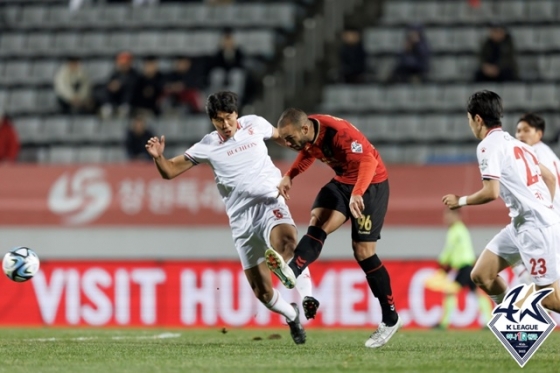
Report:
522,224,560,313
470,249,511,304
286,180,349,277
350,180,401,348
244,262,306,344
267,204,320,320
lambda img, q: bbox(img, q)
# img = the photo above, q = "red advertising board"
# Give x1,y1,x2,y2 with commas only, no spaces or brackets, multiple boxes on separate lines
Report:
0,259,529,328
0,163,508,227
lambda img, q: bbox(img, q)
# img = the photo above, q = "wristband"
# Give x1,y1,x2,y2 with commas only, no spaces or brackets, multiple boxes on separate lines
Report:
458,196,468,206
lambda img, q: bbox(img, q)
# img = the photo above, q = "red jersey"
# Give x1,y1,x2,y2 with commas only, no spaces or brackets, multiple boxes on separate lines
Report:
0,120,20,162
285,114,388,196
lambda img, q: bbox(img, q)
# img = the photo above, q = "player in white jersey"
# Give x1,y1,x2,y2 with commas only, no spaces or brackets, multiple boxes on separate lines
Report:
512,113,560,285
442,90,560,312
145,91,319,344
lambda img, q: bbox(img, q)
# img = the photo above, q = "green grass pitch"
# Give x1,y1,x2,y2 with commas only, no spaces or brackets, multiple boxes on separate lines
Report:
0,328,558,373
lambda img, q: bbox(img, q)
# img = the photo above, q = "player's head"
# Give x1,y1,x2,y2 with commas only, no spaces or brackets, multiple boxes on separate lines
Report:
277,108,312,151
516,113,545,146
206,91,239,140
443,208,462,226
467,90,503,140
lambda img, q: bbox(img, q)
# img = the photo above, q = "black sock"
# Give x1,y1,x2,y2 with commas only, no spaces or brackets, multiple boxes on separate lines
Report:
358,254,398,327
288,226,327,277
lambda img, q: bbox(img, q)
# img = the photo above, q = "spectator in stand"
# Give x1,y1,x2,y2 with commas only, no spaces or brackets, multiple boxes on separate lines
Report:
164,56,204,114
213,29,245,73
125,115,155,161
101,51,138,119
132,56,165,117
210,29,247,104
389,24,430,83
0,113,20,162
338,28,367,84
54,56,93,114
474,23,517,82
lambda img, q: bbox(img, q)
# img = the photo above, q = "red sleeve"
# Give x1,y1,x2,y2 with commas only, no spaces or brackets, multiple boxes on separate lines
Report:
285,151,316,179
351,153,378,196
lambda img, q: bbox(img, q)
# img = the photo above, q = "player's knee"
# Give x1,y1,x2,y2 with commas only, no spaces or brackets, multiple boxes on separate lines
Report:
352,242,376,261
539,290,560,313
253,285,274,304
470,268,487,287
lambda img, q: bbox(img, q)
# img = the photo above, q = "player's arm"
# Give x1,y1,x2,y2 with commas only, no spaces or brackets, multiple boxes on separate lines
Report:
270,126,290,148
146,136,194,180
443,179,500,209
284,151,316,179
539,163,556,201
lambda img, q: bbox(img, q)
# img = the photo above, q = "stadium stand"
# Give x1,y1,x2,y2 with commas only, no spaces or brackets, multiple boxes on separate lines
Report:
318,0,560,164
0,0,308,163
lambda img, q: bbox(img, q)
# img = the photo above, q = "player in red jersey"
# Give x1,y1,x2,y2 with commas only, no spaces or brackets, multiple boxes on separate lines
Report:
265,108,401,348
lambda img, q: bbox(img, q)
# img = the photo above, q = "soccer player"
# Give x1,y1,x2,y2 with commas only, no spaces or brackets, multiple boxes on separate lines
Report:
265,108,401,348
426,209,492,329
442,90,560,313
513,113,560,285
145,91,319,344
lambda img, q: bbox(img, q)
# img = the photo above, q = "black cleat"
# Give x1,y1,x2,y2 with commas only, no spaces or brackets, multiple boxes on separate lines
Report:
286,303,306,344
302,296,320,320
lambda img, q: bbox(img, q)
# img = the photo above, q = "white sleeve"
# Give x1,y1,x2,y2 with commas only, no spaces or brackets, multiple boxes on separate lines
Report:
477,142,501,180
184,137,210,165
253,116,275,140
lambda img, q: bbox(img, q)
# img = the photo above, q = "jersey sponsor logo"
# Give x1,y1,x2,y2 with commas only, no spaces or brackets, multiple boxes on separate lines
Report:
248,127,254,135
48,167,112,225
480,159,488,171
226,142,258,156
351,141,363,154
488,284,556,367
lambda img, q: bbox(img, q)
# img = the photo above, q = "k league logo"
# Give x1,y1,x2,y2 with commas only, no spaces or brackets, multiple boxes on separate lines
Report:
488,284,556,368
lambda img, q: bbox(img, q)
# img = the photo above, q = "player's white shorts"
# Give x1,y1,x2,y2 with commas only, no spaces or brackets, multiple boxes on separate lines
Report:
486,223,560,286
230,197,295,270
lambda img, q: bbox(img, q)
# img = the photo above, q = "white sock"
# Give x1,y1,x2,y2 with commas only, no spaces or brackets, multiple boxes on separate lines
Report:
295,267,313,299
263,289,297,322
489,292,506,305
512,264,533,285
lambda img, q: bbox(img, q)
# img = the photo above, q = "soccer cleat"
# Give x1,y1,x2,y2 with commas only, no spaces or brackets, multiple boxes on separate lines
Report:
364,314,402,349
286,303,306,344
302,296,320,320
265,248,296,289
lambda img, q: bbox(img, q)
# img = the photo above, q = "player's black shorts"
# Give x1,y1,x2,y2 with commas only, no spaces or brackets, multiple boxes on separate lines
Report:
311,179,389,242
455,265,476,291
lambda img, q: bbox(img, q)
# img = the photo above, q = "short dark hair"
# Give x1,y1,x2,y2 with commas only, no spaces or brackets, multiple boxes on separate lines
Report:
206,91,238,119
467,90,503,128
277,108,307,129
518,113,545,134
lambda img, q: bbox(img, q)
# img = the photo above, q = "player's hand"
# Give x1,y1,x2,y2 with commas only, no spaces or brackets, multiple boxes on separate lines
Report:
277,175,292,200
442,194,461,210
349,194,365,219
145,136,165,159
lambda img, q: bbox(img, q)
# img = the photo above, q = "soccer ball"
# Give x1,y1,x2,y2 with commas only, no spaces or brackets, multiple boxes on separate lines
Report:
2,247,40,282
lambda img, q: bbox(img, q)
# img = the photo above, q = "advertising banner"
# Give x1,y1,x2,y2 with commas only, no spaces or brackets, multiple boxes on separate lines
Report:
0,164,508,226
0,259,533,328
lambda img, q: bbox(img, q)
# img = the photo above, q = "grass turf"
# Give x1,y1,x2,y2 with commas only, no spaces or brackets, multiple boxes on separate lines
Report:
0,328,558,373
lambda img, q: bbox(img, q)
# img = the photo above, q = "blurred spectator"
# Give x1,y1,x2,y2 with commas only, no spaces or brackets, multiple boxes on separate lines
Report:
389,24,430,83
125,115,155,161
213,29,245,72
101,51,138,119
210,30,247,104
0,113,20,163
132,56,165,117
54,57,93,115
164,56,204,114
338,28,367,84
474,24,517,82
